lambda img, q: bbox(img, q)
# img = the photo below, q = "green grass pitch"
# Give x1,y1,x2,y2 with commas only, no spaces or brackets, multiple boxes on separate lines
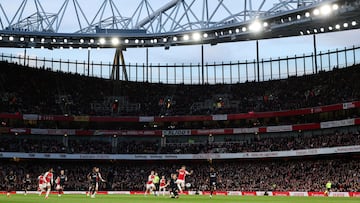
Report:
0,194,359,203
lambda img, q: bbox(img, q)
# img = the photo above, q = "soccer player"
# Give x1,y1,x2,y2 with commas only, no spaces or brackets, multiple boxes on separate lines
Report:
208,167,218,198
23,174,31,196
169,174,179,198
324,180,332,196
153,172,160,196
159,175,168,196
176,165,193,192
43,168,54,199
145,170,155,196
87,167,106,198
38,173,46,196
5,171,16,197
55,170,68,197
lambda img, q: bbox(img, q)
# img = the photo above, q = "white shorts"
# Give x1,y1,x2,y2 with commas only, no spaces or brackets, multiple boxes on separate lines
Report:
146,183,155,190
39,183,46,190
176,179,185,187
45,182,51,187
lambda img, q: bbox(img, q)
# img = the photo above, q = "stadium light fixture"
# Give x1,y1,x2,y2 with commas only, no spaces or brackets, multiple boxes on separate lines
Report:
41,38,45,43
235,28,240,33
249,21,262,32
111,38,120,46
79,47,82,50
320,28,325,32
80,39,84,44
30,37,35,42
153,39,158,43
87,47,91,50
192,33,201,41
97,47,100,50
313,9,320,16
135,39,139,44
90,39,95,44
352,21,357,26
299,31,303,35
335,24,340,29
99,38,106,44
163,38,167,42
228,30,233,34
343,23,348,28
0,36,2,40
297,14,301,20
150,39,154,44
60,46,63,50
173,36,178,41
328,26,333,30
314,29,318,33
320,5,331,16
288,17,292,22
9,36,14,41
20,37,24,41
63,39,68,43
263,22,269,27
203,33,208,38
306,30,311,34
124,39,129,44
69,46,73,50
183,34,190,41
242,27,247,32
332,4,339,10
141,40,145,44
305,12,310,18
41,46,44,49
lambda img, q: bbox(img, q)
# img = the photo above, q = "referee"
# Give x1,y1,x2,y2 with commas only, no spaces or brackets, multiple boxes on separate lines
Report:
153,172,160,196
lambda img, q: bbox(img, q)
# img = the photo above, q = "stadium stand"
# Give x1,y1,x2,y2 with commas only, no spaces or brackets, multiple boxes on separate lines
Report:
1,61,360,116
0,156,359,192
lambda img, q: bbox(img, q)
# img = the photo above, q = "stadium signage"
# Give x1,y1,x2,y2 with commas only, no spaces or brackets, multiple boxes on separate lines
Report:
162,130,191,136
1,145,360,160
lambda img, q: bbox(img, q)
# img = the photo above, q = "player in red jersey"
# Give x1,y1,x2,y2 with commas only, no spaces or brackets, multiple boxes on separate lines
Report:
43,168,54,199
176,165,193,192
159,175,168,196
145,171,155,196
38,173,46,196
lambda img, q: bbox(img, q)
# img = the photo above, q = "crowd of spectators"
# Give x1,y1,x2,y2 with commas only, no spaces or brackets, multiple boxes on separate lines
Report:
1,132,359,154
1,61,360,116
0,157,359,192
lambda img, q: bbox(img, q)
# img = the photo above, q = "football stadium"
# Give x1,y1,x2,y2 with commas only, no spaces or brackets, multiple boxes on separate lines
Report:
0,0,360,203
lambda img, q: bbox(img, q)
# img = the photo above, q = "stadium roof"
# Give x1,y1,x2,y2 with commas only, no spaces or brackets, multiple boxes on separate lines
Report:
0,0,359,49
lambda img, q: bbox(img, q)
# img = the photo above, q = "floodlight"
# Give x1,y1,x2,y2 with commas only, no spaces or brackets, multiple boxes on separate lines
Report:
192,33,201,41
249,21,262,32
332,4,339,10
313,9,320,16
320,5,331,15
183,34,190,41
9,36,14,41
111,38,120,46
99,38,106,44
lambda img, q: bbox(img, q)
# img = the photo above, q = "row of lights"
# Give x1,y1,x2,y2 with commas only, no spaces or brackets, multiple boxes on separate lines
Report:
300,20,357,35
